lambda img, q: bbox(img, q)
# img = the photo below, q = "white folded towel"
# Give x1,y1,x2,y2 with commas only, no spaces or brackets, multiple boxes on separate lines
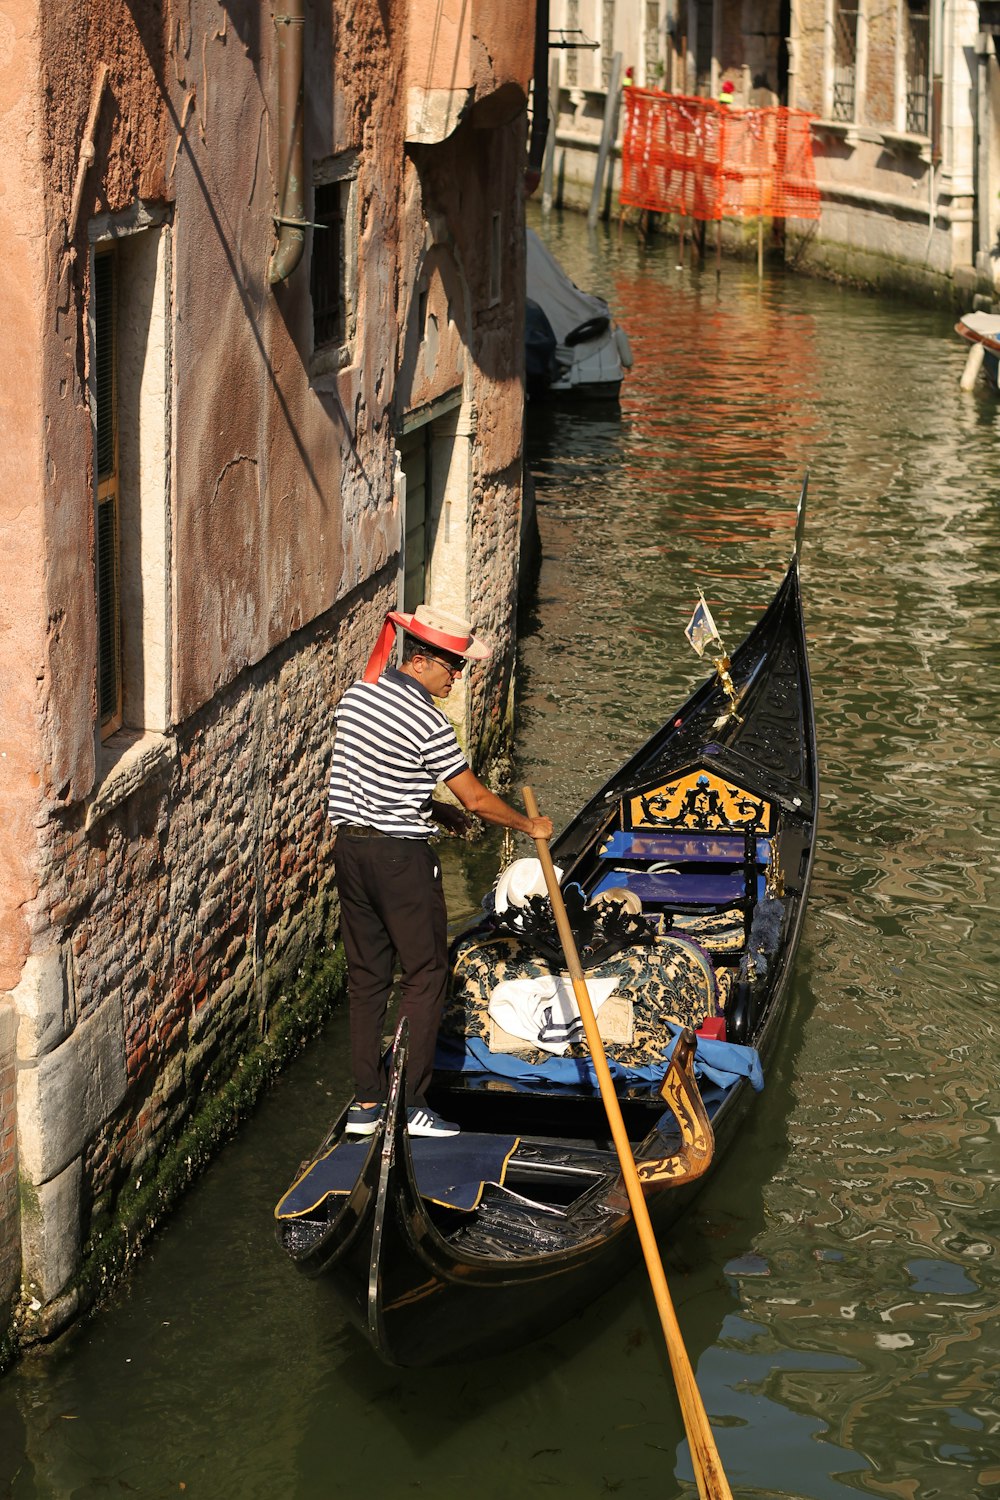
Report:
487,975,621,1056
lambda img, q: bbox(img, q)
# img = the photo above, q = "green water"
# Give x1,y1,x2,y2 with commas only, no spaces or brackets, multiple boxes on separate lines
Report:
2,218,998,1499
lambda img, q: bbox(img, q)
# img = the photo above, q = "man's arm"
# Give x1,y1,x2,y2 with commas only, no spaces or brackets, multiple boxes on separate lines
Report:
445,768,554,841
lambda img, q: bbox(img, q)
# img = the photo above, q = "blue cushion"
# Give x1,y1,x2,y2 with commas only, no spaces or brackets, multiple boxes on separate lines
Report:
591,868,748,905
599,830,770,864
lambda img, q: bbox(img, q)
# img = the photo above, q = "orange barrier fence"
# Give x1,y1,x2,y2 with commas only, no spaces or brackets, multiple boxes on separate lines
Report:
620,89,821,222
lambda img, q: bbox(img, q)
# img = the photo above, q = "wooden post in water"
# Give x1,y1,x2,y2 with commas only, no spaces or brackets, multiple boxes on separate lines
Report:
589,51,623,229
960,341,985,391
542,55,560,214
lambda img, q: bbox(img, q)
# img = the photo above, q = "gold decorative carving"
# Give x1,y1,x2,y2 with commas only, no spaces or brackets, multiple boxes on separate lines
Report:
628,767,772,833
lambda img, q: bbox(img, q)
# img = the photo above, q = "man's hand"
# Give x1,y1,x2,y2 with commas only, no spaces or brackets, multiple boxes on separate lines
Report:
431,798,475,837
526,816,554,842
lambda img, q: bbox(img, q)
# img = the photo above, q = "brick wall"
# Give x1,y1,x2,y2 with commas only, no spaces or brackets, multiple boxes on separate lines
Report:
864,2,897,127
18,577,394,1303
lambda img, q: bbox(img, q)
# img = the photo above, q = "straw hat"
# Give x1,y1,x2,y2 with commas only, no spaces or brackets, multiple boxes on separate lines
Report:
363,604,491,682
391,604,491,661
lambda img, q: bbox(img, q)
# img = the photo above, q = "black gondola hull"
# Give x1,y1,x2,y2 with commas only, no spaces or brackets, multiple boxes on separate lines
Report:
277,551,817,1366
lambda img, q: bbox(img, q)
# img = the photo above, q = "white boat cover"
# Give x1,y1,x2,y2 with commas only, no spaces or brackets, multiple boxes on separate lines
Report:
526,229,610,342
957,311,1000,349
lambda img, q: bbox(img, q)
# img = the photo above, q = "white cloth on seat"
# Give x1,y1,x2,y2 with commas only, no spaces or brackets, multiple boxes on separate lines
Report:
487,975,621,1055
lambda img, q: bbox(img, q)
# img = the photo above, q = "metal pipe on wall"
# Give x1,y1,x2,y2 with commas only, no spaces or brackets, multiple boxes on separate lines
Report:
269,2,306,286
975,30,991,264
527,0,550,189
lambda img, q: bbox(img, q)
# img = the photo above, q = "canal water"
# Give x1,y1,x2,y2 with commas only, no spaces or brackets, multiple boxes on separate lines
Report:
3,217,999,1499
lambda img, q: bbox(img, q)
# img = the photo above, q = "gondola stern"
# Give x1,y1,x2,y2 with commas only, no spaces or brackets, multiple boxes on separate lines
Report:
604,1030,717,1213
364,1018,413,1351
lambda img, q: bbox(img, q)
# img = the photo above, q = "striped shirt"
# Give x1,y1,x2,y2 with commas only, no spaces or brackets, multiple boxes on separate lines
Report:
327,668,468,838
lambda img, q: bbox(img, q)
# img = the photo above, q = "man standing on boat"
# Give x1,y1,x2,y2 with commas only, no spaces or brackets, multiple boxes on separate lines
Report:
328,605,553,1140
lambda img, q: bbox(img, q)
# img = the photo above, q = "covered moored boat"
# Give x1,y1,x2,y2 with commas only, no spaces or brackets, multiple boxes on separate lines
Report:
525,228,633,399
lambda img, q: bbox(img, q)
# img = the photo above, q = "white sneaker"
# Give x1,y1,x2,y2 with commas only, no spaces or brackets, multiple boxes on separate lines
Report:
406,1106,460,1138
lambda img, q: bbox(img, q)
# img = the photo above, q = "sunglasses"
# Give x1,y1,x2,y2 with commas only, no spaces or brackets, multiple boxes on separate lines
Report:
423,651,466,677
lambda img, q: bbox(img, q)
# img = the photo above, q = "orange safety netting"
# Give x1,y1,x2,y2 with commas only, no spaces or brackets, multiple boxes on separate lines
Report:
620,88,821,222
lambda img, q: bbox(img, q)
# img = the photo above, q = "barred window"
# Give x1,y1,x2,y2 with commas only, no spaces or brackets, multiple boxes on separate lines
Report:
832,0,859,121
905,0,930,134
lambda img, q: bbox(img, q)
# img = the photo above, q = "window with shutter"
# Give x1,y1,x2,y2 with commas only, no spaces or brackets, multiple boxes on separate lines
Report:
94,249,123,738
90,212,171,753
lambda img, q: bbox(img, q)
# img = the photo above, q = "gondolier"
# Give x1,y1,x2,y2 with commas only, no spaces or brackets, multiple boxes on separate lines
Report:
328,604,553,1140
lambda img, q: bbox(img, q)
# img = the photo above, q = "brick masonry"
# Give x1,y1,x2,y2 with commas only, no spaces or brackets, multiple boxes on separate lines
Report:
11,579,394,1335
11,511,522,1347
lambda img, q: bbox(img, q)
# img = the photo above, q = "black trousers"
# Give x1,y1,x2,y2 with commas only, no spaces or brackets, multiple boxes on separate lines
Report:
332,830,448,1106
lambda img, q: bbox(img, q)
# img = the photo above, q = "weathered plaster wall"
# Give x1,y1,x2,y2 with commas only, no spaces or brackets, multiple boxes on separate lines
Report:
2,0,532,1355
0,0,49,1330
0,1002,17,1332
35,4,171,815
0,4,48,994
405,0,535,141
170,2,402,719
403,118,528,757
7,0,393,1339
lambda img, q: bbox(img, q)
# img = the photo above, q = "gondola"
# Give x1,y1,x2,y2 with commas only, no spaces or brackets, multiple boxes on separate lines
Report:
275,526,817,1368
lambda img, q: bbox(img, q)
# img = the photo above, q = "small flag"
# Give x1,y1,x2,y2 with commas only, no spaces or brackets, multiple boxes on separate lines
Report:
684,594,722,658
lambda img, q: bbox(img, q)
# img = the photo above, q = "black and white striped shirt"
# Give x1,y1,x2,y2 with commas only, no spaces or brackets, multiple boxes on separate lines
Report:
327,668,468,838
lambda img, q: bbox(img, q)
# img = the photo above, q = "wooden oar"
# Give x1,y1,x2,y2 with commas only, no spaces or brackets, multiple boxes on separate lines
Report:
523,786,734,1500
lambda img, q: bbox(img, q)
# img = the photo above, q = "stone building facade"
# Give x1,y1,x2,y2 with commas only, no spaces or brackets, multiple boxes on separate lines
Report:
542,0,1000,299
0,0,535,1356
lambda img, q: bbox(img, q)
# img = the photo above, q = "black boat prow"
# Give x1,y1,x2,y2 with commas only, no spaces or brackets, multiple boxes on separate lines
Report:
276,543,817,1367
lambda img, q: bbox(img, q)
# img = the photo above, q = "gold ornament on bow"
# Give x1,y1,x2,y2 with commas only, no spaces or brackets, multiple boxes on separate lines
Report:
684,591,743,727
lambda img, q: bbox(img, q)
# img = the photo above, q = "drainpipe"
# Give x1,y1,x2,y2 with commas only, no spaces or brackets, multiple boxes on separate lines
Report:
268,2,306,285
526,0,550,191
930,0,942,166
975,29,991,266
924,0,942,261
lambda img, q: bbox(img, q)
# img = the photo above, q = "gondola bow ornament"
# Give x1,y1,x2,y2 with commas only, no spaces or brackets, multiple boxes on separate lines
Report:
685,592,743,726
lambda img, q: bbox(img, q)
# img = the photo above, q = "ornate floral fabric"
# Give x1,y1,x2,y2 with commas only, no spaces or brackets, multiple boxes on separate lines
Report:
443,931,726,1069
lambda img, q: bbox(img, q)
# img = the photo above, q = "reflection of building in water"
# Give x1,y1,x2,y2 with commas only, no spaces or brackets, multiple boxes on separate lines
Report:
724,940,998,1493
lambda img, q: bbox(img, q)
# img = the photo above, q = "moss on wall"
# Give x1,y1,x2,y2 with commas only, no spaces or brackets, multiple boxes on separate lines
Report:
4,942,346,1370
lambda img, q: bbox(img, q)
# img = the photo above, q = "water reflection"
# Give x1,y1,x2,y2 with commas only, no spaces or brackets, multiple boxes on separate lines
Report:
2,215,999,1500
518,218,1000,1499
